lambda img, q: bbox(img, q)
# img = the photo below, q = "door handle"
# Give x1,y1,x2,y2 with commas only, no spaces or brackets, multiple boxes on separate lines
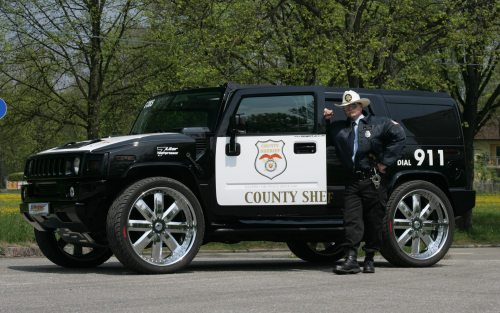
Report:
226,143,240,156
294,142,316,154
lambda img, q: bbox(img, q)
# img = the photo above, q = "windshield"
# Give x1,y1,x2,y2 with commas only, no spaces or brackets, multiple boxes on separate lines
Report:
130,88,224,134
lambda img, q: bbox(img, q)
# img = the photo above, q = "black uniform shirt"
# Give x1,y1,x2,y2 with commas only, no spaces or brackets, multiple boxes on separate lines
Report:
327,114,406,171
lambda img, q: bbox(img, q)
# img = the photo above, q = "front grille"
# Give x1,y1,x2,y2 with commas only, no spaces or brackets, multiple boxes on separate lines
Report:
27,156,78,178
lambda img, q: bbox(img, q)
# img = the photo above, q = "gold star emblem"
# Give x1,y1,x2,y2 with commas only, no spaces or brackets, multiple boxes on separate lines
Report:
345,94,352,102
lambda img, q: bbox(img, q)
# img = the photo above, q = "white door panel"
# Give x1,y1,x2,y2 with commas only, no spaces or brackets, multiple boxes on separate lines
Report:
216,135,327,206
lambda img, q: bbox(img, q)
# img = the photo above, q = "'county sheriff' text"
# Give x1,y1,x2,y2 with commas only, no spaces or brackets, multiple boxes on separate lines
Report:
244,191,332,204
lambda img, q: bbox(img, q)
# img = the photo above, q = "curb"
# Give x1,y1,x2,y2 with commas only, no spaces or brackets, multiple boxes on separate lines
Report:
451,244,500,248
0,244,43,258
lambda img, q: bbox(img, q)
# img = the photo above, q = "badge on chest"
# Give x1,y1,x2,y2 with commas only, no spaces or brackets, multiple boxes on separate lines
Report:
361,125,373,139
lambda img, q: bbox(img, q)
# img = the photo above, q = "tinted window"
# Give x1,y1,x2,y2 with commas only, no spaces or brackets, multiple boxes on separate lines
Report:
325,99,347,122
236,95,314,134
386,103,459,138
131,90,223,134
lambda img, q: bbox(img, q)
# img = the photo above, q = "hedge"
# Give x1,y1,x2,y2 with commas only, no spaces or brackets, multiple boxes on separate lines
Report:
7,172,24,181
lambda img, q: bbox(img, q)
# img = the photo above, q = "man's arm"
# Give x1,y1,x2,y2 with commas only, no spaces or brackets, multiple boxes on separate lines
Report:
380,119,406,167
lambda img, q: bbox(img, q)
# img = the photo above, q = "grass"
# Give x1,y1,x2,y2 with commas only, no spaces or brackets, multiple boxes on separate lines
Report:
201,241,287,251
0,192,34,244
453,194,500,245
1,191,499,251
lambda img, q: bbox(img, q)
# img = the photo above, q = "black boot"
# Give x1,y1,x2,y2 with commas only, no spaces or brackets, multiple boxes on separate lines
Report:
363,252,375,273
333,248,360,274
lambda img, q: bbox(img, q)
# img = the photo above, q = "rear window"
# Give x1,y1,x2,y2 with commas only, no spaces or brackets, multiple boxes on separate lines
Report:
386,103,460,138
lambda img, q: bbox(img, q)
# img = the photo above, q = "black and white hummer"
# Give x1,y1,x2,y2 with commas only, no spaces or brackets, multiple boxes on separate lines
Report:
20,84,475,273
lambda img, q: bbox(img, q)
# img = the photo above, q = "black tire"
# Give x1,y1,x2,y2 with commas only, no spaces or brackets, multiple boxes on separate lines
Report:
381,180,455,267
287,241,345,262
106,177,205,274
34,229,112,268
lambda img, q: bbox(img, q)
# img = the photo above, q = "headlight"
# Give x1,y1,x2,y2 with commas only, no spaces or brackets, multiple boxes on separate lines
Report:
73,157,81,175
83,154,105,176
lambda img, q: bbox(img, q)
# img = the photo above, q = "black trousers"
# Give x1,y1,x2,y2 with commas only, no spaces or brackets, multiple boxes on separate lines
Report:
342,177,387,253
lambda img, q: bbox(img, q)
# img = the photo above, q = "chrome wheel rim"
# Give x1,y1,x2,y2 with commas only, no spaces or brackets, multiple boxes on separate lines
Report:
127,187,197,267
391,189,450,260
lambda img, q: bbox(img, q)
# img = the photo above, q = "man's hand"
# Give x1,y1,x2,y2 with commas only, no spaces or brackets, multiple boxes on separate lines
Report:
323,108,334,120
376,163,387,174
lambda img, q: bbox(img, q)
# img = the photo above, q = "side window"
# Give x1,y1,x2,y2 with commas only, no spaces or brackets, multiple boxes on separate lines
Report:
325,99,347,121
386,103,459,138
235,94,315,134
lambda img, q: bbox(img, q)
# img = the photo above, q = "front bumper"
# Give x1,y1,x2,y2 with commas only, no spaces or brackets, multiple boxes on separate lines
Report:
20,179,110,232
21,201,93,232
449,188,476,216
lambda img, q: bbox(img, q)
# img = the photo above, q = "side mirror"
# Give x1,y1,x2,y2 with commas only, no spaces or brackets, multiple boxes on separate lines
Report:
226,115,241,156
233,114,246,133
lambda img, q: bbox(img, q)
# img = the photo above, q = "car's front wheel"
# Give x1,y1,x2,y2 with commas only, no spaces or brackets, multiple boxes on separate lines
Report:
34,229,112,268
381,180,454,267
106,177,205,274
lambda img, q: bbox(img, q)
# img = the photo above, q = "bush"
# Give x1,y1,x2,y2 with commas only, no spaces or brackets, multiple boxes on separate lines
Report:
7,172,24,181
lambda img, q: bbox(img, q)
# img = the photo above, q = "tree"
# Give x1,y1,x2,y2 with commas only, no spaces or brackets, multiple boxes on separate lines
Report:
0,0,156,139
292,0,456,88
439,0,499,229
153,0,343,86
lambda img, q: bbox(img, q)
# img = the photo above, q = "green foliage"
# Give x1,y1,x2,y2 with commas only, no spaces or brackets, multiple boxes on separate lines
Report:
201,241,287,251
454,195,500,245
0,0,497,179
474,153,497,182
0,194,34,243
0,213,34,243
7,172,24,181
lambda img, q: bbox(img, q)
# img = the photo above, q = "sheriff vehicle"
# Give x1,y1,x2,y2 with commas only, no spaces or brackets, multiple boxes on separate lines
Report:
20,84,475,273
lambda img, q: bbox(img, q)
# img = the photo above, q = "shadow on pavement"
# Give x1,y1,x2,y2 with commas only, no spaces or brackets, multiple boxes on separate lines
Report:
8,261,132,275
7,257,432,276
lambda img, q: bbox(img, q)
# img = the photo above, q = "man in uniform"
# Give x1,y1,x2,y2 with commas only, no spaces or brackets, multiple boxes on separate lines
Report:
324,90,406,274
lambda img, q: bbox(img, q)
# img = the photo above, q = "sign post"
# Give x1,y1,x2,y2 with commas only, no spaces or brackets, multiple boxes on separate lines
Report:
0,99,6,119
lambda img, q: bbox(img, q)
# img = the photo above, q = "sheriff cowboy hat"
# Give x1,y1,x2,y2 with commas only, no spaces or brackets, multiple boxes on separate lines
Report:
335,90,370,108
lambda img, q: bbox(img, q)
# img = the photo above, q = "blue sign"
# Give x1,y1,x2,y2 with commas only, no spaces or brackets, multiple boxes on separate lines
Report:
0,98,6,119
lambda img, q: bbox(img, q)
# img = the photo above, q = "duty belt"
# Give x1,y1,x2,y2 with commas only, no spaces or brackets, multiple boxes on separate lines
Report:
353,168,381,189
353,169,372,180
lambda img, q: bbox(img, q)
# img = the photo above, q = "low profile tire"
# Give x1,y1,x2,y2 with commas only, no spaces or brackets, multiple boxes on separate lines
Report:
381,180,454,267
34,229,112,268
106,177,205,274
287,241,345,262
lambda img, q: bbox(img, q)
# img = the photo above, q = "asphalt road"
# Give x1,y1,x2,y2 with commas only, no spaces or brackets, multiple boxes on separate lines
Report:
1,248,499,313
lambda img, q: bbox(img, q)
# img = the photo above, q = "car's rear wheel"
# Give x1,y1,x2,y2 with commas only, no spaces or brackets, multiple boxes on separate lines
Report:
381,180,454,267
287,241,345,262
107,177,204,274
34,229,112,268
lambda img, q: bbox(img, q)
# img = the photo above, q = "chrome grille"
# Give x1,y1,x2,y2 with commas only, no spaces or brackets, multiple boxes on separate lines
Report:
27,156,77,178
